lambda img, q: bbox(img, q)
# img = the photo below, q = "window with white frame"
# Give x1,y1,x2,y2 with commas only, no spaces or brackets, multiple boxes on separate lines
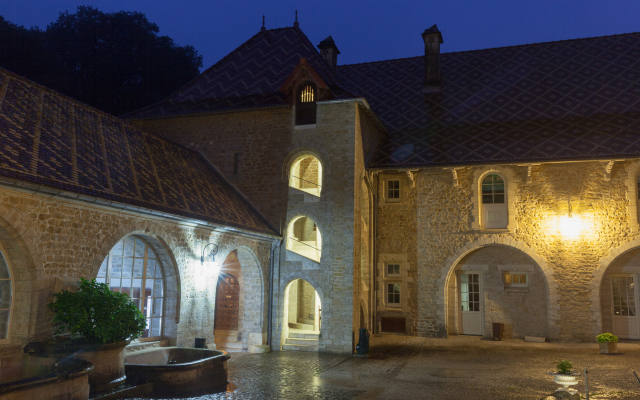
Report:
481,174,507,229
387,264,401,276
504,271,528,287
387,283,401,305
387,180,400,201
0,250,11,340
97,237,164,339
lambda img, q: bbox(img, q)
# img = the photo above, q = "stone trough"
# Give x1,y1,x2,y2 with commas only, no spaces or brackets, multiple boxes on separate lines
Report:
125,347,230,397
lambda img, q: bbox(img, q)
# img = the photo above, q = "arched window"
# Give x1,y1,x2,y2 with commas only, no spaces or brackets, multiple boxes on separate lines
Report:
0,250,12,340
289,155,322,197
481,174,507,229
296,82,317,125
97,236,164,339
286,216,322,262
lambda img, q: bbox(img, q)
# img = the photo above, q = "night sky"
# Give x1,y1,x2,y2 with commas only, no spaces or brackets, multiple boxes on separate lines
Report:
2,0,640,70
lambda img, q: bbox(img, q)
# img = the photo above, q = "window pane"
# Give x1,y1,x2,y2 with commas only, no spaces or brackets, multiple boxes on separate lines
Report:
110,279,121,293
493,184,504,194
151,318,161,337
482,175,493,184
132,298,141,311
520,274,527,284
143,319,150,338
481,185,493,195
147,248,156,259
0,281,11,309
124,237,135,257
112,240,124,256
122,257,133,278
121,279,132,297
97,258,108,278
133,259,144,278
132,279,142,298
142,298,150,318
146,260,156,280
505,274,512,284
0,255,9,280
152,298,162,317
494,194,505,204
482,195,493,204
96,277,106,284
111,256,123,277
145,278,154,298
394,284,400,293
155,262,163,278
154,279,163,297
0,310,9,339
134,239,145,257
493,175,504,184
388,293,394,303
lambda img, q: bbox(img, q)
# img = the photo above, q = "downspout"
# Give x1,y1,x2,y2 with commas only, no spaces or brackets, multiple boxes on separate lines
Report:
372,171,379,333
267,238,281,347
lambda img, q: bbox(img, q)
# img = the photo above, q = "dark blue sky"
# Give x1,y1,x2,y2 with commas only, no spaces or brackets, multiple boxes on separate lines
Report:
2,0,640,69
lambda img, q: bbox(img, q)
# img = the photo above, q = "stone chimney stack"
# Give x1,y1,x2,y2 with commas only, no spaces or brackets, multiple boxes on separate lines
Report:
422,24,444,93
317,36,341,72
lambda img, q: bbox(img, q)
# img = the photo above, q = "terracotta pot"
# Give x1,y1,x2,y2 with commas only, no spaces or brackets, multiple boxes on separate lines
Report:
599,341,618,354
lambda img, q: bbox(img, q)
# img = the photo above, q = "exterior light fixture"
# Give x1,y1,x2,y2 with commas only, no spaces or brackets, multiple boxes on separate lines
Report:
201,243,218,265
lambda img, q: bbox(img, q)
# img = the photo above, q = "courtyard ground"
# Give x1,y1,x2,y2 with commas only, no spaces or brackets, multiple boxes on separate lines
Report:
139,335,640,400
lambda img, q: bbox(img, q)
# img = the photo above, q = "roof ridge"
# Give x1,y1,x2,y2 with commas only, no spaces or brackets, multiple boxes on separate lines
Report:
0,67,197,155
338,30,640,68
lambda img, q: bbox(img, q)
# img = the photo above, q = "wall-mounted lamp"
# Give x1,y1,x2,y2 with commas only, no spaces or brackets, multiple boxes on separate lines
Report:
201,243,218,265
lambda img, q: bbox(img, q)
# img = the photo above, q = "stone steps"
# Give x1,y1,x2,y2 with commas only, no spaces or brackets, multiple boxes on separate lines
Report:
289,322,314,330
282,343,318,352
285,337,318,346
289,332,319,339
298,318,314,325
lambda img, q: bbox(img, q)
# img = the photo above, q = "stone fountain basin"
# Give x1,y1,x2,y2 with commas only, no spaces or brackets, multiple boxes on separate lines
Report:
125,347,230,397
0,356,93,400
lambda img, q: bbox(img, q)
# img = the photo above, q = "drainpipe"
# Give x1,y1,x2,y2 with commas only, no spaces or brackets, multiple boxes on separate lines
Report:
267,239,281,347
372,171,379,333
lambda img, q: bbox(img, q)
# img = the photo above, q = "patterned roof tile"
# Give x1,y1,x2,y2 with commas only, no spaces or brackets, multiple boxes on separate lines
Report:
0,68,278,237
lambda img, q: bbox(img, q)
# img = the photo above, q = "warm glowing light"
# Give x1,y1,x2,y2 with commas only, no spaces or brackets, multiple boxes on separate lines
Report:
559,216,583,238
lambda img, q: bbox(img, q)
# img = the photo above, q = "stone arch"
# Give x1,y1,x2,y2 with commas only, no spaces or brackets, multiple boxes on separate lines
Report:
94,230,182,344
471,165,520,232
278,271,324,350
592,237,640,336
437,236,558,339
0,206,37,344
285,210,326,263
282,143,333,183
359,298,369,330
215,245,266,349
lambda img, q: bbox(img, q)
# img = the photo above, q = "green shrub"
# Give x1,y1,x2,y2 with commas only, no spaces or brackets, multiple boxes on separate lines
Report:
596,333,619,343
556,359,573,374
48,278,146,343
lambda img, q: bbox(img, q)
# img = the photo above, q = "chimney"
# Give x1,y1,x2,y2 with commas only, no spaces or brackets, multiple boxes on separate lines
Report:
317,36,341,72
422,24,444,93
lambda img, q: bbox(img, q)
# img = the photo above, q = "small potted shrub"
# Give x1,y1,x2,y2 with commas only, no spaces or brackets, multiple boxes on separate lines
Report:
548,359,580,396
42,278,146,393
596,333,618,354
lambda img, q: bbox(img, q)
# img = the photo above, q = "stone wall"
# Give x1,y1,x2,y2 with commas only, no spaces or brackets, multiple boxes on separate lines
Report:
0,187,273,351
376,160,640,342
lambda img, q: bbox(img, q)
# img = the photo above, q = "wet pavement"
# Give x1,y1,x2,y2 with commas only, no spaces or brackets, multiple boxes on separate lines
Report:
134,335,640,400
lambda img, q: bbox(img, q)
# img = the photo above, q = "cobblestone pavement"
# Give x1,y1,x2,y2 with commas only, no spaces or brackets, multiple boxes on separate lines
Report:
136,335,640,400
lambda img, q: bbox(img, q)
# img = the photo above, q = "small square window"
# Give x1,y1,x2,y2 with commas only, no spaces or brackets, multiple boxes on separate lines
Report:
505,272,528,287
387,264,400,276
387,283,400,304
387,180,400,200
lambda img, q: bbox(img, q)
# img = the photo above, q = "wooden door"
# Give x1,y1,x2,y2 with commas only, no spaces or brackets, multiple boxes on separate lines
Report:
460,271,483,335
215,274,240,331
611,275,639,339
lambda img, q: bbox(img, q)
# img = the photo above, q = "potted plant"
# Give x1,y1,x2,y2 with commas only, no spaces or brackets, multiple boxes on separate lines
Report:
548,359,580,396
41,278,146,393
596,333,618,354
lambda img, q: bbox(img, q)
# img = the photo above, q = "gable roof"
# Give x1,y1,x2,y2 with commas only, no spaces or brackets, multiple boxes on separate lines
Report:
125,27,355,119
0,68,279,237
338,32,640,167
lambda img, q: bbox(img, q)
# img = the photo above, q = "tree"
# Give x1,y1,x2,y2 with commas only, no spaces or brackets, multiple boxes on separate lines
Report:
0,7,202,116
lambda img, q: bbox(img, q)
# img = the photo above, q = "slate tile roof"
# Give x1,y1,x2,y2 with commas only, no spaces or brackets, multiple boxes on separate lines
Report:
338,32,640,167
0,68,279,236
125,27,355,119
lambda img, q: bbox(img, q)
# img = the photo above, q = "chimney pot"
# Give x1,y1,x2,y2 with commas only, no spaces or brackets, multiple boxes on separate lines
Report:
317,36,341,73
422,24,444,93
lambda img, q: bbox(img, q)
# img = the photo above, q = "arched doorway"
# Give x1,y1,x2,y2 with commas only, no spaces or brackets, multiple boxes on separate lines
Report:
600,247,640,339
281,279,321,351
444,245,548,339
213,251,244,351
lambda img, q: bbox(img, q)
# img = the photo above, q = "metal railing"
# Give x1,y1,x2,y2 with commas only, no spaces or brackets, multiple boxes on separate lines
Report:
288,236,322,260
290,175,321,189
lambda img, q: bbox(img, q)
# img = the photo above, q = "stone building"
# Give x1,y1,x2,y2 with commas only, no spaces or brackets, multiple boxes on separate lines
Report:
1,19,640,362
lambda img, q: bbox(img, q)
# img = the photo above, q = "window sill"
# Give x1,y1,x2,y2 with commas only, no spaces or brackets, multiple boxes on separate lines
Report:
385,303,401,308
504,287,530,293
294,124,316,130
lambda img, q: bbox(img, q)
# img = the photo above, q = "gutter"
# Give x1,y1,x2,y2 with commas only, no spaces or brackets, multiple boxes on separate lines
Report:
0,177,281,242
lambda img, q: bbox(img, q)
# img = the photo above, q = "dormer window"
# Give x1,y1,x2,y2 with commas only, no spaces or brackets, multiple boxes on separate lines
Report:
296,82,317,125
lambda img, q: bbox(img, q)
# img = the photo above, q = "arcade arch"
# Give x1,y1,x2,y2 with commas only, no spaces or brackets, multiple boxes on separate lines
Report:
286,216,322,262
280,278,322,351
289,155,322,197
